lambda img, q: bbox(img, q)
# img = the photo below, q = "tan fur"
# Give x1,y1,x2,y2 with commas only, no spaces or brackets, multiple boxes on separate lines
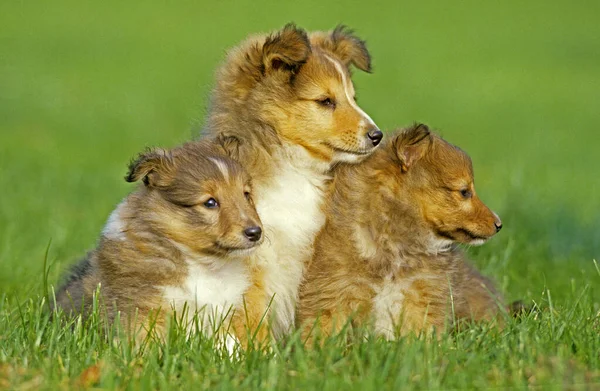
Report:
204,24,380,337
231,266,269,347
298,124,505,343
55,141,268,348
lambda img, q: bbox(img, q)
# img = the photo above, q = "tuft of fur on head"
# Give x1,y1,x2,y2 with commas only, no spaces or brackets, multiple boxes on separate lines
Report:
125,148,175,187
310,25,372,73
262,23,311,75
391,123,432,172
209,23,311,109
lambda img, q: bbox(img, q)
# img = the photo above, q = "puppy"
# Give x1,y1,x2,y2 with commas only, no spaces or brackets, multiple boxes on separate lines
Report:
298,124,505,341
204,24,382,337
55,141,266,349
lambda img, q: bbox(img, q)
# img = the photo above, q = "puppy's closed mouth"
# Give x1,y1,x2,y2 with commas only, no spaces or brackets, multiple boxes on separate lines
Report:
225,247,259,258
325,143,372,156
436,228,489,244
215,241,263,255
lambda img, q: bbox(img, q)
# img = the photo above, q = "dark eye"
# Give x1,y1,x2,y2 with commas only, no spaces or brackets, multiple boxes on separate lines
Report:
316,97,335,108
203,198,219,209
244,191,251,200
459,189,472,199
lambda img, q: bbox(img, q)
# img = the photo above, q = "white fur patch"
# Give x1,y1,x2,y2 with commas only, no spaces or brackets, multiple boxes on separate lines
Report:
324,54,377,128
353,225,378,259
252,146,328,338
161,257,250,344
371,276,410,340
426,234,453,255
102,201,126,240
224,334,240,357
468,238,486,246
209,157,230,182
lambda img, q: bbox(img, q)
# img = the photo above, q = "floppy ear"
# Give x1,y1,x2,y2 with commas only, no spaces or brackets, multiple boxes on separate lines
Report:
312,25,372,73
125,148,174,187
216,134,242,161
262,23,311,74
393,124,432,172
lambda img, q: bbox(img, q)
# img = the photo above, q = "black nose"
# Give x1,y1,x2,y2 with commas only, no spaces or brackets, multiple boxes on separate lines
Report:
367,129,383,146
494,222,502,232
244,226,262,242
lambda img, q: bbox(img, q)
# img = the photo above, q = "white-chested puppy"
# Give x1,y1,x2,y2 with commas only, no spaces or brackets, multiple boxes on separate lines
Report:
55,141,268,349
205,24,381,337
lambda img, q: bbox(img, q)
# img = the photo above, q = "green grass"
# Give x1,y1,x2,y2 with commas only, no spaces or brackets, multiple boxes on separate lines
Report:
1,0,599,389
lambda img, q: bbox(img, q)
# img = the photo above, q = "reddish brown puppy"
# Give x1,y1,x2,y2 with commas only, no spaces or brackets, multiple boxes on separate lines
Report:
298,124,504,342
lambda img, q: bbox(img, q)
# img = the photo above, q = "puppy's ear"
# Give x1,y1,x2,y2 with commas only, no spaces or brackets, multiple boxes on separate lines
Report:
125,148,175,187
262,23,311,74
393,124,432,172
216,134,242,161
312,25,372,73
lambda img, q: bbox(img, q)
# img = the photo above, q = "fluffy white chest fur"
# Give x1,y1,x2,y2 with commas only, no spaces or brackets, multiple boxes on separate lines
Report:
161,260,250,336
253,149,328,337
371,276,410,340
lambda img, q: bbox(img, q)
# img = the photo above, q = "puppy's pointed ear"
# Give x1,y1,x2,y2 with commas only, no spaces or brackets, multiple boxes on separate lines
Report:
216,134,242,161
125,148,174,187
393,124,432,172
262,23,311,74
312,25,372,73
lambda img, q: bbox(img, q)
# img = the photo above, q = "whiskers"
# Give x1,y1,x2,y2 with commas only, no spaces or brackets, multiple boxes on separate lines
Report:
261,227,276,248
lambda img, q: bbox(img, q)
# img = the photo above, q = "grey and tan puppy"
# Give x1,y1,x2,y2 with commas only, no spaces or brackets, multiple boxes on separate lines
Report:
55,141,268,348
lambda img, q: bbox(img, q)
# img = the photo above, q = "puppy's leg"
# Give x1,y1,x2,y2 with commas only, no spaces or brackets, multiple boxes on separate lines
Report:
300,306,360,348
398,278,449,338
231,266,270,350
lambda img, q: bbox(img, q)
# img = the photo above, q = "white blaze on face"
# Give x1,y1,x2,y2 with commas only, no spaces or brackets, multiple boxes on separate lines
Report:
324,54,377,129
208,157,250,222
209,157,230,183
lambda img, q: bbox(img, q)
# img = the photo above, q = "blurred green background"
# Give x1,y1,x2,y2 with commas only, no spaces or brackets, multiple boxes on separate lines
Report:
0,0,598,302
